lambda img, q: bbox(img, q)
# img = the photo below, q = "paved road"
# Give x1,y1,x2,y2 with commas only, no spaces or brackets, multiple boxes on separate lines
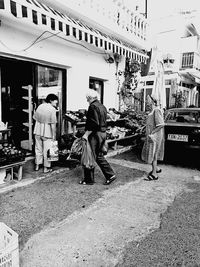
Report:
20,154,200,267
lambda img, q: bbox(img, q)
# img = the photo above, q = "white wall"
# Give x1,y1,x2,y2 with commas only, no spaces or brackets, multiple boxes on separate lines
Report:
180,36,198,53
0,14,121,111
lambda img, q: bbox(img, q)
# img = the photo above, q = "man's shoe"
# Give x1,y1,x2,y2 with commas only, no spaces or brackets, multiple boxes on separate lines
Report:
104,175,116,185
79,180,94,185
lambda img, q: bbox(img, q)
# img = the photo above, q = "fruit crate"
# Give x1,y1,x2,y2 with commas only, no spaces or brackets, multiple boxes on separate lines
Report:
0,222,19,267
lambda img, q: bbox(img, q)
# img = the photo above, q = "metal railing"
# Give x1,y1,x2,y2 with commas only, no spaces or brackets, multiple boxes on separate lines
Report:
181,52,200,70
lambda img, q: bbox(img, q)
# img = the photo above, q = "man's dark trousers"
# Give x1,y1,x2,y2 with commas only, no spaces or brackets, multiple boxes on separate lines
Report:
84,132,115,183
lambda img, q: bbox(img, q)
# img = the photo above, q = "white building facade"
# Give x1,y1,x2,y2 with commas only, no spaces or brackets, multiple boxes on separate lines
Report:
141,13,200,111
0,0,149,151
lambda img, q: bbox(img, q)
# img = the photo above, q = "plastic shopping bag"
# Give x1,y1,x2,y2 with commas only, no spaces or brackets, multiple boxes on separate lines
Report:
47,140,59,161
70,138,83,156
81,139,96,169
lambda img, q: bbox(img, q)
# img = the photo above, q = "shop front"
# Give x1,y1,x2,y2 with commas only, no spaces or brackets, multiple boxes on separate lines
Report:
0,0,148,162
0,56,66,153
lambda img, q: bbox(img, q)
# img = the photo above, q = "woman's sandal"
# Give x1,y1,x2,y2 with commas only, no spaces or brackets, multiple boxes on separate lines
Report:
104,175,116,185
79,180,94,185
35,165,40,171
145,172,158,181
156,169,162,173
44,168,53,173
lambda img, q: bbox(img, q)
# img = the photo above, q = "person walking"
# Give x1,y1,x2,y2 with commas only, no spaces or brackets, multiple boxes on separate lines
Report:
141,95,165,180
79,89,116,185
33,94,58,173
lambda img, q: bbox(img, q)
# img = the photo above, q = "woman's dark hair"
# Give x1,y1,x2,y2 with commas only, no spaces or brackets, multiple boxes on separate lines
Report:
45,94,58,103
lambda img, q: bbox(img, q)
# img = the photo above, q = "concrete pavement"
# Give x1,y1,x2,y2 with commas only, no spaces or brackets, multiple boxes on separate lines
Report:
20,159,200,267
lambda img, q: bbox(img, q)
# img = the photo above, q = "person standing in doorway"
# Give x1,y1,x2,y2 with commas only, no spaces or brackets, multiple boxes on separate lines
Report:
33,94,58,173
79,89,116,185
141,95,165,180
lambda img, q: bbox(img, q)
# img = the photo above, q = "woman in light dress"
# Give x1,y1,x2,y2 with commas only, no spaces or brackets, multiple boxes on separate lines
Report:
141,96,165,180
33,94,58,173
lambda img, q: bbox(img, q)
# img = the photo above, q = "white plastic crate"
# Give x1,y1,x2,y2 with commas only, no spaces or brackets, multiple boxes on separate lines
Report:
0,222,19,267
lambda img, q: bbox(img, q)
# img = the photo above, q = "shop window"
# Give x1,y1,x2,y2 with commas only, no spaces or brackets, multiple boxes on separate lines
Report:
37,66,63,101
89,78,104,103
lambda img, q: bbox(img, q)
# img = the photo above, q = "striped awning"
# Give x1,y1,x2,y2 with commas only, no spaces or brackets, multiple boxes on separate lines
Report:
0,0,148,63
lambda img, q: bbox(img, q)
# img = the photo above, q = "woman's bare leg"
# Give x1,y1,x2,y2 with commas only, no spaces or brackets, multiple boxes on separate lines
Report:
151,154,158,177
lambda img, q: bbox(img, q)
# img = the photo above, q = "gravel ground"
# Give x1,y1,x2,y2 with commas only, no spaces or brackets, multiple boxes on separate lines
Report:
117,182,200,267
112,150,200,267
0,162,145,251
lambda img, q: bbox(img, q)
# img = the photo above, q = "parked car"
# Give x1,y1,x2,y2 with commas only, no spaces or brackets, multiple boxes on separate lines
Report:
164,108,200,159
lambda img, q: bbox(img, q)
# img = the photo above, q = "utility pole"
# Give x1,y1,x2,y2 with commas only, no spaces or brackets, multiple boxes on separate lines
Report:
145,0,147,18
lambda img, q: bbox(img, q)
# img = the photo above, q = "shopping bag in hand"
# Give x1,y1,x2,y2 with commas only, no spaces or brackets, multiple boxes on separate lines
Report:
81,139,96,169
70,138,83,156
47,140,59,161
101,140,108,155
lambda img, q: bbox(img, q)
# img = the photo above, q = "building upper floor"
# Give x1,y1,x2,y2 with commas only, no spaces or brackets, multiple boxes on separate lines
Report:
40,0,149,50
149,13,200,78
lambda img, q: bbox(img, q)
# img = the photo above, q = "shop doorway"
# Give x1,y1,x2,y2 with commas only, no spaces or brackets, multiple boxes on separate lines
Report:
0,57,34,151
0,58,66,153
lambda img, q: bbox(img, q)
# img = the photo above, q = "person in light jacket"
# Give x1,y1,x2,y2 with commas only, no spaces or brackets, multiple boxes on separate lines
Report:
141,95,165,180
33,94,58,173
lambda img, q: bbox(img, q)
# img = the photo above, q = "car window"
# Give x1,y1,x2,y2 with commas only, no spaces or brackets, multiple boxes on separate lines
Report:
166,111,200,123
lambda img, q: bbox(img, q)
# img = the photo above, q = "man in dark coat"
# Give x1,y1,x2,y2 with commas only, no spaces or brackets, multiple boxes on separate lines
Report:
79,89,116,185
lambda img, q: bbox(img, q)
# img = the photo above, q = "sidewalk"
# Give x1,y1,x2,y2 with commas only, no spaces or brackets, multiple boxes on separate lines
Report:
0,157,68,194
0,146,133,195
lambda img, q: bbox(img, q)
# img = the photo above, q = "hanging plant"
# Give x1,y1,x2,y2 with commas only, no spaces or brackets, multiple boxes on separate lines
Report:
123,59,141,93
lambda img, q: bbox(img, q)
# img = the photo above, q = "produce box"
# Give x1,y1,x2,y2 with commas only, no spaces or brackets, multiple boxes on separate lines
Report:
0,222,19,267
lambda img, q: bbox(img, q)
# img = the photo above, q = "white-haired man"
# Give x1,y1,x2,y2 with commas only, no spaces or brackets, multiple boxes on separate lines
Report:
79,89,116,185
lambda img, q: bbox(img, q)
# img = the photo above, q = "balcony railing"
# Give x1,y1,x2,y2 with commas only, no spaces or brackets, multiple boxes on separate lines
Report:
181,52,200,71
50,0,148,48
